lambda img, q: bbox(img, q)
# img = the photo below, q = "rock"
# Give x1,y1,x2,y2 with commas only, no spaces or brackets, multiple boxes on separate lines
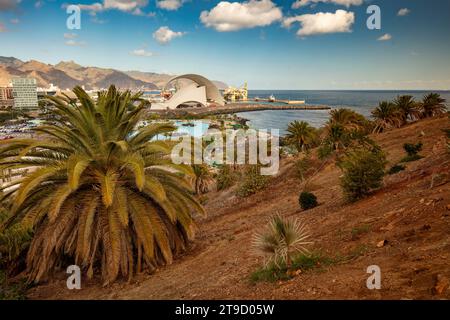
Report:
433,275,449,295
420,198,425,204
377,240,388,248
446,204,450,211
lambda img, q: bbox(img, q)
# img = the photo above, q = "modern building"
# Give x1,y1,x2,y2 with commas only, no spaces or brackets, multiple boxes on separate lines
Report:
0,86,14,109
12,77,39,111
151,74,225,110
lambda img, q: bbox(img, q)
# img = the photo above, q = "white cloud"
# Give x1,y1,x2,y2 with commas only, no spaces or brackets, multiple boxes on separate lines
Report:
397,8,410,16
156,0,184,11
65,39,87,46
64,32,78,39
72,0,152,16
153,26,185,44
292,0,363,9
377,33,392,41
200,0,282,32
283,10,354,37
130,49,154,57
35,1,44,9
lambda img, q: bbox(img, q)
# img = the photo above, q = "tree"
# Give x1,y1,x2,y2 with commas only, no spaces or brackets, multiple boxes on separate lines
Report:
393,95,420,123
192,164,213,195
420,93,447,118
371,101,402,133
0,86,204,284
339,146,387,202
328,108,368,132
285,121,317,152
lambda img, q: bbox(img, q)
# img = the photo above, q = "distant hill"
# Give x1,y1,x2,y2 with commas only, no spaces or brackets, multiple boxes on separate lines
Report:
0,56,228,91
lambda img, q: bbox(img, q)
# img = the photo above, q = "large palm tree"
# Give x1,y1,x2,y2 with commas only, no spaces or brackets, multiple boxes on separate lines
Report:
371,101,402,133
420,93,447,118
285,120,317,152
0,86,204,284
393,95,420,123
328,108,367,132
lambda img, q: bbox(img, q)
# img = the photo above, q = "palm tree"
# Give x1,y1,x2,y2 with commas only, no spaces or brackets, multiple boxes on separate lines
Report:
393,95,420,123
420,93,447,118
371,101,403,133
0,86,204,284
328,108,367,132
285,120,317,152
192,164,213,195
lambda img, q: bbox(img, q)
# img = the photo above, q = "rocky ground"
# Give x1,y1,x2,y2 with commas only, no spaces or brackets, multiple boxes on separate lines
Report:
28,116,450,300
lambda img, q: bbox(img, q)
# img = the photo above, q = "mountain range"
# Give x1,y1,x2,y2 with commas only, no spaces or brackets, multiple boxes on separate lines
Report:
0,56,228,91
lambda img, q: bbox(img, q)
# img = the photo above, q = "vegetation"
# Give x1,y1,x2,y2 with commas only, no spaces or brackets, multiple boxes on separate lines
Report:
0,86,204,284
236,165,270,197
299,191,318,210
250,251,334,283
285,120,317,152
192,164,213,195
388,164,406,175
339,146,387,202
372,101,402,133
253,215,311,268
294,154,311,181
421,93,447,118
393,95,420,124
216,165,237,191
401,142,423,162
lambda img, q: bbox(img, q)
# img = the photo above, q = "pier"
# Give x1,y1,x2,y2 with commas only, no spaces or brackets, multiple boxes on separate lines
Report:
148,103,331,117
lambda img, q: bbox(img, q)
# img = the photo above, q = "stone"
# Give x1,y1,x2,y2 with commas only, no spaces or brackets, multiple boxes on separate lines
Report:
433,275,449,295
377,240,388,248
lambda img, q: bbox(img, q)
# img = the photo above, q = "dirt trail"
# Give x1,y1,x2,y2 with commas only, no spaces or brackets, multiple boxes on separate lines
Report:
28,117,450,300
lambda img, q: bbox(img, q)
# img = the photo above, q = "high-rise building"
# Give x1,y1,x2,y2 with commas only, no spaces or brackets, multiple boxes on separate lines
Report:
12,77,39,110
0,86,14,109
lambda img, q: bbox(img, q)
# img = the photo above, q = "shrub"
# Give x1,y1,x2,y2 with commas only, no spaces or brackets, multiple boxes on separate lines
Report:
252,215,311,268
339,147,387,202
388,164,406,175
250,251,334,284
216,165,237,190
299,192,318,210
236,165,269,197
401,142,423,162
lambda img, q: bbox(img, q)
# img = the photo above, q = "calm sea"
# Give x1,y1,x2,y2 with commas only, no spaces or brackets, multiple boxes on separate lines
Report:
237,90,450,134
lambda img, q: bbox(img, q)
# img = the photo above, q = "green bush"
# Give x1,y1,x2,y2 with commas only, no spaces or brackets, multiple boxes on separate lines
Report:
294,155,311,180
216,165,237,191
299,192,318,210
388,164,406,175
236,165,269,197
401,142,423,162
339,147,387,202
250,251,334,284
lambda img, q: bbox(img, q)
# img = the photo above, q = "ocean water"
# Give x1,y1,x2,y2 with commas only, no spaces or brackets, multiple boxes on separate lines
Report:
237,90,450,134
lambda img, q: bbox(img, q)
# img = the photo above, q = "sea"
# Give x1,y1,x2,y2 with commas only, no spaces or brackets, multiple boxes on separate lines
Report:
236,90,450,135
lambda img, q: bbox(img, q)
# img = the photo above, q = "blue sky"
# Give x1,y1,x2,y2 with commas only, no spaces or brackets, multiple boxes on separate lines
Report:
1,0,450,90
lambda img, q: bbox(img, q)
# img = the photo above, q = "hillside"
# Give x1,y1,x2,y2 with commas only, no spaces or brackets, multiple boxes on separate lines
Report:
28,116,450,300
0,57,156,90
0,57,228,91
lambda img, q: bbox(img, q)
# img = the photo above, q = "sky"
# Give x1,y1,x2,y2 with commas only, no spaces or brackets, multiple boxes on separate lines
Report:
1,0,450,90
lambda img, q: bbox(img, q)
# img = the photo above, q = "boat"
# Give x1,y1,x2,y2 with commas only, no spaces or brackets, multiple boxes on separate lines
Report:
268,94,276,102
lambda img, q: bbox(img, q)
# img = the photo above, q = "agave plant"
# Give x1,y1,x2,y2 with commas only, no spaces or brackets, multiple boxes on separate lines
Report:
420,93,447,118
0,86,204,284
393,95,420,123
253,215,312,267
285,120,317,152
371,101,403,133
